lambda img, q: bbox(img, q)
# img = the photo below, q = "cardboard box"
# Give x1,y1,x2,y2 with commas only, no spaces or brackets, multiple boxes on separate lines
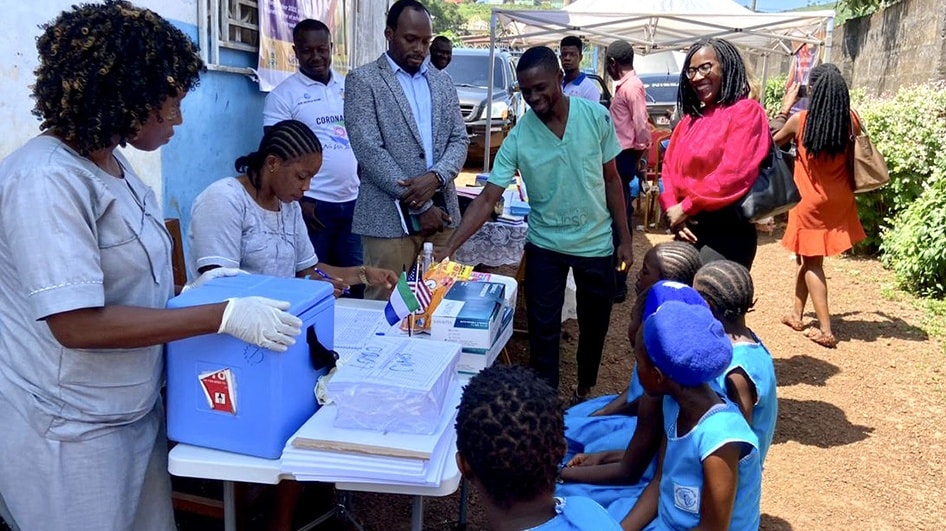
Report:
458,306,514,374
431,281,505,350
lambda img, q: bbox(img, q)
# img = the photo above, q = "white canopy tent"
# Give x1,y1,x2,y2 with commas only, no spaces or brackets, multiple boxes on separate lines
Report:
479,0,835,166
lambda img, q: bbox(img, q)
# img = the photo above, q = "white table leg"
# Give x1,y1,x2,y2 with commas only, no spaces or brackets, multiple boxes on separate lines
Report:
223,480,236,531
411,495,424,531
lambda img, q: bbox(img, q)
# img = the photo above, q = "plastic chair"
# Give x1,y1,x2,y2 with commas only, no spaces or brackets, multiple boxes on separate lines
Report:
640,129,672,231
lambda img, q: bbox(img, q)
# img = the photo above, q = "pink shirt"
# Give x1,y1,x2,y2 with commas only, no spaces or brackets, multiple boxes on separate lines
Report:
658,98,770,216
610,69,651,151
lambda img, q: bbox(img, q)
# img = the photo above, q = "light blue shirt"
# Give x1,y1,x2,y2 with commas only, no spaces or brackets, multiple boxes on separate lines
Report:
385,53,434,170
715,339,778,464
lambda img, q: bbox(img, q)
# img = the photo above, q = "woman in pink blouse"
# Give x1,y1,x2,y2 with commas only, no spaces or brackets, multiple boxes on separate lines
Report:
658,38,771,270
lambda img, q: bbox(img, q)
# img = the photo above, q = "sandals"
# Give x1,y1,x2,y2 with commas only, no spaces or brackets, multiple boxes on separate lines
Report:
780,315,806,332
806,328,838,348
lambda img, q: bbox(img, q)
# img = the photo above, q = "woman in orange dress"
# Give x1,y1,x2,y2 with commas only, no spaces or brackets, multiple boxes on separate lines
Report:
773,63,866,348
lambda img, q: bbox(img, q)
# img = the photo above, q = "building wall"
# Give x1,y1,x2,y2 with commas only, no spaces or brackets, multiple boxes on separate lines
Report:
832,0,946,95
1,1,271,274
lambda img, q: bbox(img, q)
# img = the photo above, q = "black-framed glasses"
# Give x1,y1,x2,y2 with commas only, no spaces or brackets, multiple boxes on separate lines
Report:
685,62,715,79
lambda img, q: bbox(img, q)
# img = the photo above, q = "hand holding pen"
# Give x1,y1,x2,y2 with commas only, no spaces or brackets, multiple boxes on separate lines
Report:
312,267,350,297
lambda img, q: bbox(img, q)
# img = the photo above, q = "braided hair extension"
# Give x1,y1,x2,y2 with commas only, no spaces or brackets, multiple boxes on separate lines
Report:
235,120,323,191
802,63,852,157
455,365,565,510
654,241,702,286
693,260,755,325
678,38,749,117
32,0,204,155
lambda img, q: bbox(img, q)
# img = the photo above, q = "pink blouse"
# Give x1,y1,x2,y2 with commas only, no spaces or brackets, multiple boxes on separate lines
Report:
658,98,770,215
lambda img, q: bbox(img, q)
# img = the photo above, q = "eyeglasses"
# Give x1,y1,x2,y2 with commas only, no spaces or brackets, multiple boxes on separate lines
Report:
685,62,715,80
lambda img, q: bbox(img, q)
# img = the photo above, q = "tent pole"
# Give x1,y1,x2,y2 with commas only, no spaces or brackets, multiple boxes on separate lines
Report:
824,15,835,63
760,53,769,101
484,10,497,174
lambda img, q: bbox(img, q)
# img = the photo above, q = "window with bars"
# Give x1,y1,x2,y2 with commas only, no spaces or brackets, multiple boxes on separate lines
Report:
220,0,259,52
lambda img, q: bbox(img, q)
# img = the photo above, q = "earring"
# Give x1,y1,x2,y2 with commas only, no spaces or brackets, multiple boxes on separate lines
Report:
270,167,275,173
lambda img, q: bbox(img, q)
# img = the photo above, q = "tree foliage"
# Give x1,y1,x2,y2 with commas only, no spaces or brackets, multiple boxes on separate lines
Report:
427,0,466,36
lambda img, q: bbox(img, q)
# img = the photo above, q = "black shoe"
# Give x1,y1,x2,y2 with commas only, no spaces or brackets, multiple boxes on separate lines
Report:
613,286,628,304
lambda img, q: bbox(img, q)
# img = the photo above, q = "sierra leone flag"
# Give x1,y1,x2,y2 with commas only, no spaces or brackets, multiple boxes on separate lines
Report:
384,272,421,325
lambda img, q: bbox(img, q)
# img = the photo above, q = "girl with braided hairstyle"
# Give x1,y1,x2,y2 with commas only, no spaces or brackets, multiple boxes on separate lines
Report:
455,365,621,530
0,3,306,529
693,260,777,463
773,63,866,348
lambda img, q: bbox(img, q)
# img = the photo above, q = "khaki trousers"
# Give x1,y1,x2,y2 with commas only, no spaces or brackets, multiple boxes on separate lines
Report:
361,229,454,300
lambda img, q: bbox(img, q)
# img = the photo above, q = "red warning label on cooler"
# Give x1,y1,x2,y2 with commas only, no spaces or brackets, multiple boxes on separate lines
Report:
199,368,237,414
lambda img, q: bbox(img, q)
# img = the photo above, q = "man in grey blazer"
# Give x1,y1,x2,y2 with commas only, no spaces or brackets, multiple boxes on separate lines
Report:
345,0,468,300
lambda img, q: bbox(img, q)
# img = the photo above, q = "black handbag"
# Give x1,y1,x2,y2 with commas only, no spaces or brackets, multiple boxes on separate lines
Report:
736,143,800,222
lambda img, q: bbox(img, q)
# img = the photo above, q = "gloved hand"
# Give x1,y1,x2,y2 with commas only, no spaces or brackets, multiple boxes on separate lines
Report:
183,267,247,292
217,297,302,352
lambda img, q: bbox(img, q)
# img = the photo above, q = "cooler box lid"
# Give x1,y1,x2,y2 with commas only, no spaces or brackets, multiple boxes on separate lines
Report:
167,274,334,315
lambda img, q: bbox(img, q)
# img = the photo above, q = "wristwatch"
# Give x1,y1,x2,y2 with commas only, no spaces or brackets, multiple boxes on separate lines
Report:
358,265,370,286
433,171,447,190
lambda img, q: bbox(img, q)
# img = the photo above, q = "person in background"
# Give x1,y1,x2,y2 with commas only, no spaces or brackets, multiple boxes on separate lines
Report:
694,260,778,464
189,120,397,294
659,38,770,270
0,3,303,529
263,19,366,298
456,364,621,530
605,40,651,303
430,35,453,70
773,63,866,348
439,46,632,403
608,302,761,530
345,0,468,300
560,35,601,102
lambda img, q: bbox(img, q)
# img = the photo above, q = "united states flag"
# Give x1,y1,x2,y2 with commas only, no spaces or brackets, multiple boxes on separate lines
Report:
407,264,432,311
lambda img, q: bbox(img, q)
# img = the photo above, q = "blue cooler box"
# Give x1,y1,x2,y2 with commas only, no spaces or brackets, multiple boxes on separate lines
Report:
166,274,335,459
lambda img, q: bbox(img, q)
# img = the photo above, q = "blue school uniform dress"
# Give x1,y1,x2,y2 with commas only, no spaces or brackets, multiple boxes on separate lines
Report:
608,397,762,531
716,338,778,463
564,369,645,459
529,496,622,530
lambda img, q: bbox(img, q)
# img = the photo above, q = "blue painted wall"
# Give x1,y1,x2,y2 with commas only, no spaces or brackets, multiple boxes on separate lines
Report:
164,21,267,258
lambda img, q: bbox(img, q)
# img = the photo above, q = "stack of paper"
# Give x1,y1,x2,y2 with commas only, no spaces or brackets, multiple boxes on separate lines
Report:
326,336,460,435
281,383,461,486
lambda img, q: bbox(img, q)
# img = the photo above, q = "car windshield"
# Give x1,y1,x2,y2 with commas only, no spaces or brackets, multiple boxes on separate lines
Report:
642,78,678,104
445,55,506,90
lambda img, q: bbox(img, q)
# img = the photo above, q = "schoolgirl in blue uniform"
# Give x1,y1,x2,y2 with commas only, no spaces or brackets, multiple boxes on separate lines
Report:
609,301,762,530
564,242,701,457
455,365,621,530
694,260,778,463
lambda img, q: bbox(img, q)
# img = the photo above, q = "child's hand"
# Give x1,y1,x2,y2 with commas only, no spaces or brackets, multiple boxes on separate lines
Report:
566,452,602,468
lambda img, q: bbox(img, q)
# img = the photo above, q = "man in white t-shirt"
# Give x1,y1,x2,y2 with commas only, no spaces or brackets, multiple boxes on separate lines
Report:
560,36,601,103
263,19,364,297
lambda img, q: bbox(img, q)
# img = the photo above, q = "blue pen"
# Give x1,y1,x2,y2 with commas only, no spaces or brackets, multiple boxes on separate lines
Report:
313,267,350,295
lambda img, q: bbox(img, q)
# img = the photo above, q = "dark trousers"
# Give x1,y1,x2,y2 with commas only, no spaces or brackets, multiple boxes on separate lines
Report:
524,243,615,390
300,197,365,298
613,148,645,295
687,205,758,270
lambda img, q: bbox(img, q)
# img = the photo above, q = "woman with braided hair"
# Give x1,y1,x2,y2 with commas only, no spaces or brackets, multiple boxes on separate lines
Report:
658,38,771,270
773,63,866,348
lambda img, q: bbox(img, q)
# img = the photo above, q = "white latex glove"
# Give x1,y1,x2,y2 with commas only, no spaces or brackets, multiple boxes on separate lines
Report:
217,297,302,352
183,267,247,292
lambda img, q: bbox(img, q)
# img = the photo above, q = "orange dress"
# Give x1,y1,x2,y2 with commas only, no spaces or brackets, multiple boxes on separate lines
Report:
781,111,866,257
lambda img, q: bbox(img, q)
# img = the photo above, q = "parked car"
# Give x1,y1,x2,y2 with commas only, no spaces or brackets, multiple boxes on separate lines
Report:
444,48,522,161
639,72,679,127
586,73,613,109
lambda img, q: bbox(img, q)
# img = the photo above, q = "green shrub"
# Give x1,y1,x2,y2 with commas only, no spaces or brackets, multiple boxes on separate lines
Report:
763,75,788,117
880,178,946,298
850,83,946,253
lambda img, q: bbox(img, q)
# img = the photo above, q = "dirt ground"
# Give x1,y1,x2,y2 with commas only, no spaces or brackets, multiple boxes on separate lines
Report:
166,217,946,530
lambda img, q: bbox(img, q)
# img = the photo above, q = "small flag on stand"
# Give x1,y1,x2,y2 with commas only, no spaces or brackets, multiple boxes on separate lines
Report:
384,272,421,326
407,262,432,311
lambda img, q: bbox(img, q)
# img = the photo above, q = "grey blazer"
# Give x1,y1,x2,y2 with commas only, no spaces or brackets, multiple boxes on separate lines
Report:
345,54,469,238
